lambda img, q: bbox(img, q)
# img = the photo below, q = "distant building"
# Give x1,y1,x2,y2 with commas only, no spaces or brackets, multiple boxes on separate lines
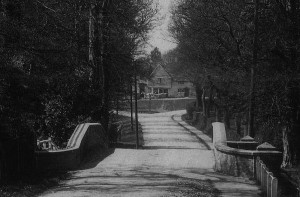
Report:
145,63,195,98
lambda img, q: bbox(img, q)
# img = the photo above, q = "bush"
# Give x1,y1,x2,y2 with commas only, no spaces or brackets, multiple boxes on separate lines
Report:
196,113,207,130
108,122,121,145
186,101,197,119
43,95,76,146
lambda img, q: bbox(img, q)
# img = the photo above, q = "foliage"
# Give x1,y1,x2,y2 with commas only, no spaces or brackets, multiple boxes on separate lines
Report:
0,0,158,145
150,47,162,64
186,101,196,119
170,0,300,166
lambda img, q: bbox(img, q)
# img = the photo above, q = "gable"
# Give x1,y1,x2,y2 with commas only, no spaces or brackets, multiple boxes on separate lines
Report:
151,64,171,78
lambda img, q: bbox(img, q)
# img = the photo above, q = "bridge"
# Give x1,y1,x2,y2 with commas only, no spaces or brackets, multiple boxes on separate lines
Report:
38,110,262,197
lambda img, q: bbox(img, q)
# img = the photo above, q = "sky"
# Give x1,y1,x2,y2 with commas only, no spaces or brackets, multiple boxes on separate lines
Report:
147,0,177,54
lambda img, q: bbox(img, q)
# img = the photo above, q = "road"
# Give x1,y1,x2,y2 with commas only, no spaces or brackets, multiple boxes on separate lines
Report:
39,110,261,197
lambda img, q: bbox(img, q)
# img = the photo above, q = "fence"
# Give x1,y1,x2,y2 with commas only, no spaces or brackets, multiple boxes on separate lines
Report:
256,157,278,197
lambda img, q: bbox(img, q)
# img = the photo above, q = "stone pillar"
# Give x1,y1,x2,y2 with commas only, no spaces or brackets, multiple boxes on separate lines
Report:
257,142,282,173
212,122,227,145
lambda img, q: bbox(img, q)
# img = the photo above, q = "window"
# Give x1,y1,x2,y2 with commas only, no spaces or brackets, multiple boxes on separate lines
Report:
157,78,162,84
159,89,168,94
178,81,184,84
178,88,184,92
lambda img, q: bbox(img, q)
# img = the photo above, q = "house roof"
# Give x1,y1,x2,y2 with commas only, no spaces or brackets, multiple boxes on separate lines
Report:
152,62,190,82
164,67,189,82
150,63,172,78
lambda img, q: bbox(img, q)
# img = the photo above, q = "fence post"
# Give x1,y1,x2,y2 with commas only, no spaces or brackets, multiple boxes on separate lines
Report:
257,159,262,183
256,157,258,181
257,159,279,197
261,164,265,188
260,161,263,186
263,164,268,192
271,177,278,197
267,172,273,197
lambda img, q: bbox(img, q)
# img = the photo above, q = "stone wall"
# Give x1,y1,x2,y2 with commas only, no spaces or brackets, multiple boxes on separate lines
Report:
213,143,256,178
212,122,282,179
131,98,196,112
36,123,107,171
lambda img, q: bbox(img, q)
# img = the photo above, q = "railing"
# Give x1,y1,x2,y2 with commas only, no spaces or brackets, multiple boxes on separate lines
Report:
37,138,58,151
256,157,278,197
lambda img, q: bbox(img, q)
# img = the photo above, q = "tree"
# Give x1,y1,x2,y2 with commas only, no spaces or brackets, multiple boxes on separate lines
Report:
0,0,158,145
88,0,158,131
169,0,250,121
255,0,300,168
150,47,162,64
170,0,300,167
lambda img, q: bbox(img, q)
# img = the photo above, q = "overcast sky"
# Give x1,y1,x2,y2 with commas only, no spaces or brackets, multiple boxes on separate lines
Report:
147,0,177,54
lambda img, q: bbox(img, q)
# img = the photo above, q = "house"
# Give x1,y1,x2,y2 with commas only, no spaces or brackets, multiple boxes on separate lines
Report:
145,63,195,98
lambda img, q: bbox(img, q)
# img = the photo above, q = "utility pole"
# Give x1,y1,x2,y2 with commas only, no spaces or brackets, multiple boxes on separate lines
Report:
134,61,139,149
248,0,259,137
116,93,119,116
130,80,133,132
148,95,151,113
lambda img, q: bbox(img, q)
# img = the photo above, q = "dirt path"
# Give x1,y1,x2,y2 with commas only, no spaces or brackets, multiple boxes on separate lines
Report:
39,110,261,197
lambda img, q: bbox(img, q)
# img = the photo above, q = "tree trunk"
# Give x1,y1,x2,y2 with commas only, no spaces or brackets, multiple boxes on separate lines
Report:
207,86,213,117
223,107,230,129
281,126,292,168
215,89,220,122
92,0,112,135
88,2,95,64
89,2,97,85
282,83,300,167
286,0,300,166
100,0,112,133
75,3,82,68
202,87,206,116
195,83,202,111
235,113,241,135
101,45,110,132
248,0,259,137
130,82,133,132
215,107,220,122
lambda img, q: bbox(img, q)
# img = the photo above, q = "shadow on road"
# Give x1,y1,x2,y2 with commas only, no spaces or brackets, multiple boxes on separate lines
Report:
79,148,115,170
46,167,221,197
142,146,205,150
44,166,261,197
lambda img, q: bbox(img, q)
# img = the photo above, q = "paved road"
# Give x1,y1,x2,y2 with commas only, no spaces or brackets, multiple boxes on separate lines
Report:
39,110,261,197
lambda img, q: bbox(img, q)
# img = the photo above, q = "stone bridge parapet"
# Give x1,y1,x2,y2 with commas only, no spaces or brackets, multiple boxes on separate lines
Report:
212,122,282,179
36,123,108,171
